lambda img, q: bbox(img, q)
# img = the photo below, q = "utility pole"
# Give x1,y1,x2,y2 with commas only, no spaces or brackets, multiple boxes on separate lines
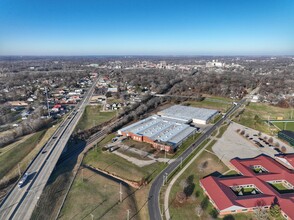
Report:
268,115,270,132
45,87,50,118
127,209,130,220
180,157,183,168
18,163,21,177
81,168,84,182
119,182,122,202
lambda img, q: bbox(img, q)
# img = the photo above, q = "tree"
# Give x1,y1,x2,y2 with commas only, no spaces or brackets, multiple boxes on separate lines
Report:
223,215,235,220
268,137,273,144
270,204,281,218
254,200,269,220
176,191,186,203
281,146,287,153
184,175,195,197
209,208,219,218
200,197,209,210
195,205,203,217
240,130,245,135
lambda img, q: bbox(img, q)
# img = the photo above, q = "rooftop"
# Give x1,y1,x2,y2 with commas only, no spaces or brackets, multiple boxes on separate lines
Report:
200,155,294,218
158,105,218,122
119,115,196,147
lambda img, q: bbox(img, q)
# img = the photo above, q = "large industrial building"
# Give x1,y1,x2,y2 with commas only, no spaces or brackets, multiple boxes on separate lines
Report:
118,115,197,152
157,105,219,124
118,105,218,152
200,155,294,219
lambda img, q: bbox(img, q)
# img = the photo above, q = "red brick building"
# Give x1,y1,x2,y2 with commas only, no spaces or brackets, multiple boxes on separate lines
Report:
200,154,294,219
118,115,197,152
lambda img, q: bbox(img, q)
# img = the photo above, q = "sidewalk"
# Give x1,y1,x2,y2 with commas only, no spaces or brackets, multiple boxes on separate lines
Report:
163,129,220,220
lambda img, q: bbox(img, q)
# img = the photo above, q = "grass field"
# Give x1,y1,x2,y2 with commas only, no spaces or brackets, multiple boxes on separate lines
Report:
183,96,232,112
0,130,46,180
0,122,61,184
122,139,155,154
59,167,138,220
83,147,165,182
75,105,116,131
235,102,293,134
272,122,294,132
168,148,254,220
168,149,230,220
0,133,34,156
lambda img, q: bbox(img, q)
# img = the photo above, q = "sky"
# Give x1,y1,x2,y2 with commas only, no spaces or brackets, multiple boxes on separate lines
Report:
0,0,293,56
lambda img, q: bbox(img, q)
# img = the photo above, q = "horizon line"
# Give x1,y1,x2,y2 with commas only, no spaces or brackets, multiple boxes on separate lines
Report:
0,54,294,57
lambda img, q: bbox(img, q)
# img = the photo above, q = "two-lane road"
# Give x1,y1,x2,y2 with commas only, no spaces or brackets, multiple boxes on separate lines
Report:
0,79,97,220
148,98,246,220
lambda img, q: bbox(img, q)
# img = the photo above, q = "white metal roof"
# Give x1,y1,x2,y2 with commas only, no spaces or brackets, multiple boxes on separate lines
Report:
119,115,196,148
158,105,218,122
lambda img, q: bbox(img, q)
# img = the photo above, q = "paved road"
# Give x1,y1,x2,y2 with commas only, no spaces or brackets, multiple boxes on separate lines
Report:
148,98,246,220
0,79,97,220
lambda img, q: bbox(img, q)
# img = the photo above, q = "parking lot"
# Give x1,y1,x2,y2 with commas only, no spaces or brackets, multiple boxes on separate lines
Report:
212,122,294,168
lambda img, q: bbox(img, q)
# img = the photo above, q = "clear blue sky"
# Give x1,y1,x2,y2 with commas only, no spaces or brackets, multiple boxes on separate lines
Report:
0,0,293,55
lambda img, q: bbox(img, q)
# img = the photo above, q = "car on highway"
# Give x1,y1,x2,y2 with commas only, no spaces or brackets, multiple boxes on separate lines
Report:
18,172,29,188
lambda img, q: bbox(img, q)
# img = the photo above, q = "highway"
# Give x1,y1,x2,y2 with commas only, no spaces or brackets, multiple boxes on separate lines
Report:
148,98,246,220
0,79,97,220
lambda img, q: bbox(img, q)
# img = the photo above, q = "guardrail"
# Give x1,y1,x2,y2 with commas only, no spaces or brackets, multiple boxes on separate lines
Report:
0,111,76,208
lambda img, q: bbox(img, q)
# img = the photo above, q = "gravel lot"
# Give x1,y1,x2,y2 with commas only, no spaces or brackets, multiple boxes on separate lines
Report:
212,122,294,168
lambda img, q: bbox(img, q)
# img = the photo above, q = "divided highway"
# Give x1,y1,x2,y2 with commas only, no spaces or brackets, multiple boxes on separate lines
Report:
148,98,246,220
0,79,97,220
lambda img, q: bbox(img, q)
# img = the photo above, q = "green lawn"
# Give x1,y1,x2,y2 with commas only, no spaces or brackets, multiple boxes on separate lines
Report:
75,105,116,131
234,102,293,135
0,130,46,180
0,133,34,156
269,182,294,195
272,122,294,132
271,183,289,191
224,170,239,176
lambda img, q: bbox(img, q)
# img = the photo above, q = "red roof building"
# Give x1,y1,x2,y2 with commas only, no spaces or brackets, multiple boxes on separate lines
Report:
200,154,294,219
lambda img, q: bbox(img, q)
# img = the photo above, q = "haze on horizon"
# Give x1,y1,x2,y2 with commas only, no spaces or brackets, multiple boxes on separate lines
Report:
0,0,293,56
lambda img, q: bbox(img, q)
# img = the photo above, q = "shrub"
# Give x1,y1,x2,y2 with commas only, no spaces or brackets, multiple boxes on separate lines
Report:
281,146,287,153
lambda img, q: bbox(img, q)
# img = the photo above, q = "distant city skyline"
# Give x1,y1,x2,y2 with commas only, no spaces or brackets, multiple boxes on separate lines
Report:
0,0,293,56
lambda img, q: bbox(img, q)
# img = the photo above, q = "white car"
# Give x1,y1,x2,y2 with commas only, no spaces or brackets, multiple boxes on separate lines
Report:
18,172,29,188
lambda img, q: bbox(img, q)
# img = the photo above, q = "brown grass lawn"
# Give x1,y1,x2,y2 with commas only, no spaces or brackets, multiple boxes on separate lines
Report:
75,105,116,131
169,150,229,220
59,167,139,220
